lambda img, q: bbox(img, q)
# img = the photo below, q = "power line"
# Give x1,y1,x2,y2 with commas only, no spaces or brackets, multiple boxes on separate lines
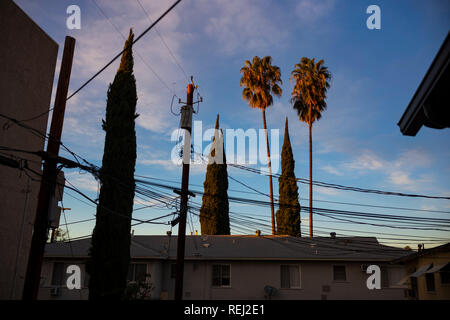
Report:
134,0,188,81
66,0,183,100
228,163,450,200
135,173,450,214
90,0,175,95
3,142,449,238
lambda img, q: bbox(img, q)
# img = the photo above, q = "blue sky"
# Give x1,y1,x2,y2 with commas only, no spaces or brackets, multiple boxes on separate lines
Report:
15,0,450,247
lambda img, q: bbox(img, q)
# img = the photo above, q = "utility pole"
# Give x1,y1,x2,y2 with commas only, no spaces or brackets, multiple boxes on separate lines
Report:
174,82,194,301
22,36,75,300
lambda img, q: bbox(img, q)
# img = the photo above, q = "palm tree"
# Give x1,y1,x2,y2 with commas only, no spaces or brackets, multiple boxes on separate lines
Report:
291,57,331,237
240,56,282,235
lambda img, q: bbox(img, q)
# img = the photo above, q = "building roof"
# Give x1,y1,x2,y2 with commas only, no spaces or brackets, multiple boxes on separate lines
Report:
44,235,412,262
392,242,450,264
398,32,450,136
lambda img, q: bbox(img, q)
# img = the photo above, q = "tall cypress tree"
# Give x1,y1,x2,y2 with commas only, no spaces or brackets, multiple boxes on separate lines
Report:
200,114,230,235
88,29,138,299
276,117,301,237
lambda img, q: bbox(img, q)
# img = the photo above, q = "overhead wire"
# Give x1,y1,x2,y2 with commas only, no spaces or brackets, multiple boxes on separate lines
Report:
66,0,183,101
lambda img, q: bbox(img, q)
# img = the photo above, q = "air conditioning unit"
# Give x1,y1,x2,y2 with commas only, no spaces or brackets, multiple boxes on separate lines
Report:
361,264,370,272
50,287,60,297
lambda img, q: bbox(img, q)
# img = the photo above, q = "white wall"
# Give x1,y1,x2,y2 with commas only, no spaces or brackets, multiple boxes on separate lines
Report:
39,259,408,300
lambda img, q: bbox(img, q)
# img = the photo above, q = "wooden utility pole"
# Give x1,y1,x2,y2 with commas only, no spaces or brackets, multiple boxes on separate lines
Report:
309,109,313,238
174,83,194,301
22,36,75,300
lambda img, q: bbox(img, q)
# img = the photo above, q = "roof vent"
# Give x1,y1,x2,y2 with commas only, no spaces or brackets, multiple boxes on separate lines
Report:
256,230,261,236
330,232,336,239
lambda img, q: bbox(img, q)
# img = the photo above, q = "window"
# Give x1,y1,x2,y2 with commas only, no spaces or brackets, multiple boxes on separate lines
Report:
82,264,90,288
381,266,389,288
51,262,65,286
127,264,147,283
333,265,346,281
170,263,176,279
440,263,450,284
280,265,301,289
212,264,230,287
426,273,435,292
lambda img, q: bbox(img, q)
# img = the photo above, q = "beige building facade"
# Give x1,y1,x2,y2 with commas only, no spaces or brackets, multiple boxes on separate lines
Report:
39,235,411,300
0,0,58,299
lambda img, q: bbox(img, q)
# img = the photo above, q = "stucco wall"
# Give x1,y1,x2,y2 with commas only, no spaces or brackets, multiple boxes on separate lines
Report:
39,258,407,300
405,252,450,300
174,260,407,300
0,0,58,299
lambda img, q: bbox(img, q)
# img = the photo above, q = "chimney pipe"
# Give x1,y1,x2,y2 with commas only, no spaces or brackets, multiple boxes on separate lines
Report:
330,232,336,239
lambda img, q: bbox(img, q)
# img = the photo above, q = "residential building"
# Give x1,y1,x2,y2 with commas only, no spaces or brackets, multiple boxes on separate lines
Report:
0,0,58,299
39,234,411,300
394,243,450,300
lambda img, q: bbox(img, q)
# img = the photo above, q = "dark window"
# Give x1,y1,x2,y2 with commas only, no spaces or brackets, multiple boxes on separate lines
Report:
440,263,450,284
127,264,147,283
212,264,230,287
381,266,389,288
51,262,65,286
426,273,435,292
333,265,346,281
82,264,90,288
280,265,301,288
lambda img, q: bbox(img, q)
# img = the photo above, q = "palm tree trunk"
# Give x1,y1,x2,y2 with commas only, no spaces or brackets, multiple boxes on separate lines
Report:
262,108,276,235
309,121,313,238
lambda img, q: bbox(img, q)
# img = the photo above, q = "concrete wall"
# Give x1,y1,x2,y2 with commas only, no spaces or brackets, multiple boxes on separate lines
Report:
0,0,58,299
39,258,407,300
170,260,407,300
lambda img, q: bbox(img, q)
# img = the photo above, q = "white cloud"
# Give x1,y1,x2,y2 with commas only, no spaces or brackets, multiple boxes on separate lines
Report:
321,165,343,176
327,148,437,193
389,171,414,186
315,186,341,196
197,0,289,54
138,159,178,171
345,150,385,171
295,0,335,24
62,0,190,138
65,172,99,194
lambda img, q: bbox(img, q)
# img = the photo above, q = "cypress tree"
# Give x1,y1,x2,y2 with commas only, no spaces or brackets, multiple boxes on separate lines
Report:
276,117,301,237
88,29,138,299
200,114,230,235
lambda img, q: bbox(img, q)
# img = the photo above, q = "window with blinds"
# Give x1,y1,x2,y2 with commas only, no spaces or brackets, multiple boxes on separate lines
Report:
280,265,301,289
212,264,231,287
51,262,65,286
426,272,436,292
127,263,147,283
333,265,346,281
381,266,390,288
